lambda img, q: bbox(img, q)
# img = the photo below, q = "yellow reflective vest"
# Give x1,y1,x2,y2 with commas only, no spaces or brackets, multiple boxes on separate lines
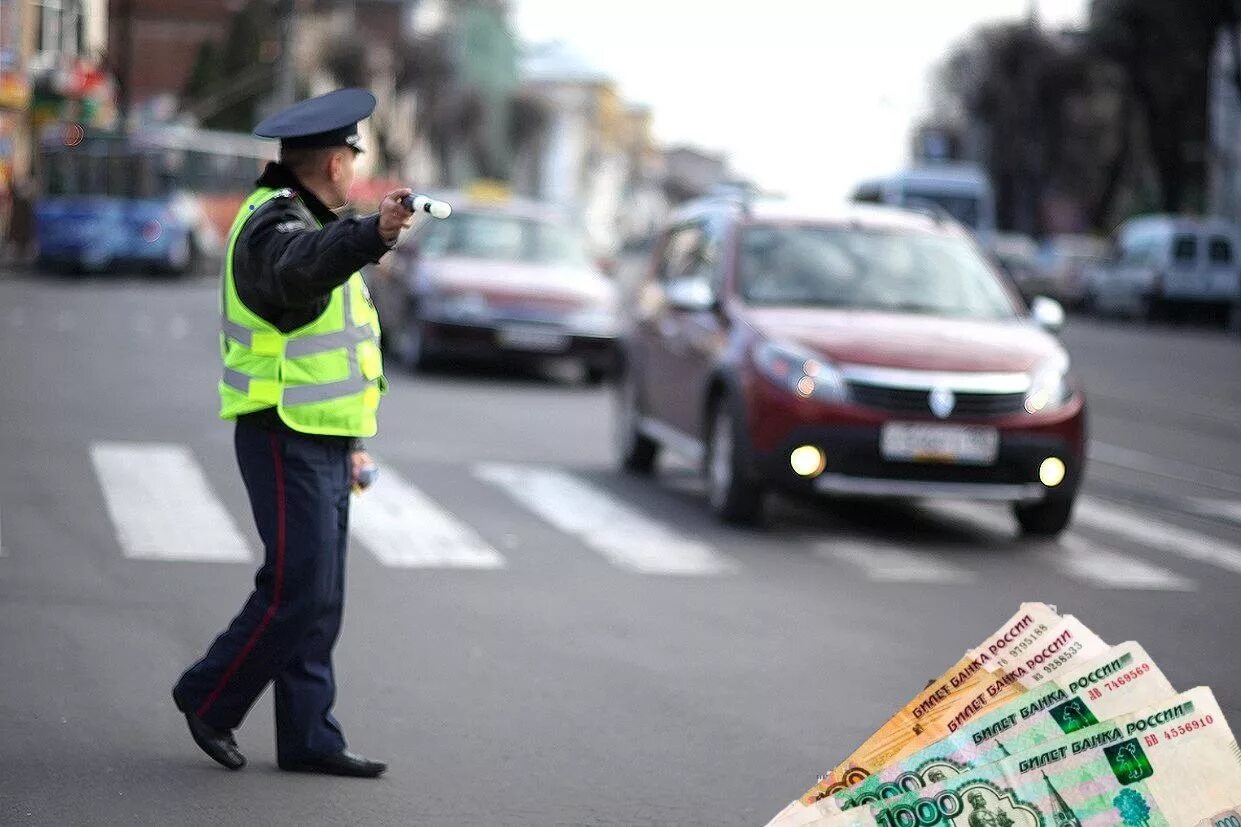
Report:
218,187,385,437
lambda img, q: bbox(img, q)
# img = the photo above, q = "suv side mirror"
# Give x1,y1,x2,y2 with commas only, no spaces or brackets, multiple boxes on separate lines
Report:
664,274,717,312
1031,295,1065,332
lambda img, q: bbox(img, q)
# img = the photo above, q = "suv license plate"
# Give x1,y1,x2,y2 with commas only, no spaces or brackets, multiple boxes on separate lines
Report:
881,423,999,465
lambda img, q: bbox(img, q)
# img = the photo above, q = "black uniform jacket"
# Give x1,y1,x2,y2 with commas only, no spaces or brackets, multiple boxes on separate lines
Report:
233,162,393,445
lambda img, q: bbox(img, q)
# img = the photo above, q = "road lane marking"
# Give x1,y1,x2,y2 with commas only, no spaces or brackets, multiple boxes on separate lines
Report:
817,540,975,584
89,442,251,562
916,500,1195,590
350,464,505,569
474,463,735,575
1185,497,1241,526
1089,441,1241,495
1075,496,1241,576
1043,536,1195,591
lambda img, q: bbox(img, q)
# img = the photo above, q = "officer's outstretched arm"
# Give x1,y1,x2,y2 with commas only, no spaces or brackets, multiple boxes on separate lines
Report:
244,205,392,308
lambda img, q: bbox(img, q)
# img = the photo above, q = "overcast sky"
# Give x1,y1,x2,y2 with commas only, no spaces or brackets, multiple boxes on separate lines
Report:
512,0,1089,202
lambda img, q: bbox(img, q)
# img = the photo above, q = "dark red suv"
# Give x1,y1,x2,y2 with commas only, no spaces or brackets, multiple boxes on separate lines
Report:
614,197,1086,535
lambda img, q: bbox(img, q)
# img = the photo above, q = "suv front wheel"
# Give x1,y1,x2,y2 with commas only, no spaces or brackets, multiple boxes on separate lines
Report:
614,369,659,474
1013,495,1075,537
704,395,766,525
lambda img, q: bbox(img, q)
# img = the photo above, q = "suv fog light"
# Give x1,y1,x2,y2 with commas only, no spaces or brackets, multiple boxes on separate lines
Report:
791,445,826,478
1040,457,1066,488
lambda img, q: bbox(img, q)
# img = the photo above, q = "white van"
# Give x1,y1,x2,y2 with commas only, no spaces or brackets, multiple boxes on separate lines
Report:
852,163,997,249
1086,215,1241,320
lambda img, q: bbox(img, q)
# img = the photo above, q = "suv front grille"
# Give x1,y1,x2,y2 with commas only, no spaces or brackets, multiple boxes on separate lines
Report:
847,382,1027,418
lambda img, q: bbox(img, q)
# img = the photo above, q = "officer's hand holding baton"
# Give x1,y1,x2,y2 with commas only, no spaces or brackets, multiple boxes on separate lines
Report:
378,189,452,245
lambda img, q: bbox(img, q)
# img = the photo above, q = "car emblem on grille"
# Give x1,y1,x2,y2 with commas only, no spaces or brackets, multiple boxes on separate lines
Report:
928,387,955,419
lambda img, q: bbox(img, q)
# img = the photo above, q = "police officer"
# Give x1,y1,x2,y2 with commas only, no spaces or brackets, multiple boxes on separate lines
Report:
172,89,415,777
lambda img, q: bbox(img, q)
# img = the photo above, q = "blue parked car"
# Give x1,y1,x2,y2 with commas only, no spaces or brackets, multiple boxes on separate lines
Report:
35,133,202,275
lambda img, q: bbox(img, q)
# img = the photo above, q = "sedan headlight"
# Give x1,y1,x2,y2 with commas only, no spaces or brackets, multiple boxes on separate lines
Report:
1024,354,1073,414
753,340,848,402
422,291,493,322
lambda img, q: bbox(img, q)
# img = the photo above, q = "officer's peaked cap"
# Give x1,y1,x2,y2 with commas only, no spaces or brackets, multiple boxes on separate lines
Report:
253,88,376,153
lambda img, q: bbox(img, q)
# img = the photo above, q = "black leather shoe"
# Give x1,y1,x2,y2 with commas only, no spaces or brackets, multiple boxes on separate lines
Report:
182,712,246,771
279,750,387,778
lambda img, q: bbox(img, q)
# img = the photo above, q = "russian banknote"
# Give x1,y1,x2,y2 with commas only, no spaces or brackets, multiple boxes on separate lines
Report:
796,612,1107,807
827,641,1174,810
816,687,1241,827
765,604,1084,826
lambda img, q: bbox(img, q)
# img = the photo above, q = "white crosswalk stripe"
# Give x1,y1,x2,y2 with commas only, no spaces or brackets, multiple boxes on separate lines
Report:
1074,496,1241,576
817,540,975,584
474,463,736,575
1041,536,1195,592
919,499,1197,591
89,442,252,562
350,464,505,570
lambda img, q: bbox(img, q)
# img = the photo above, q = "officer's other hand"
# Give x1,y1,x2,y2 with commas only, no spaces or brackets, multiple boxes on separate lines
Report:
351,450,377,489
378,188,415,244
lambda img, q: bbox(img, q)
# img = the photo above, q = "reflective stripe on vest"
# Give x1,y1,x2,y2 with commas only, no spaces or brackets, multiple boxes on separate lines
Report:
218,187,384,436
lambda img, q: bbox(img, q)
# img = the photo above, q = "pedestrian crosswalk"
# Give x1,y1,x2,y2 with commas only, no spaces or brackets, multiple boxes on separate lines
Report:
6,440,1240,593
350,463,505,570
89,442,252,562
475,463,734,575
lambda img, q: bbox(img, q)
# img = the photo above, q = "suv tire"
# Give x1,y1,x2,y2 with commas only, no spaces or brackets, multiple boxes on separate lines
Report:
1014,495,1075,537
614,369,658,474
704,394,766,525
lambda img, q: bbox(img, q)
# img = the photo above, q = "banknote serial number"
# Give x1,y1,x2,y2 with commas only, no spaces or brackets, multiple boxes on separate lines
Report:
1030,641,1083,680
1103,663,1151,692
1162,714,1214,741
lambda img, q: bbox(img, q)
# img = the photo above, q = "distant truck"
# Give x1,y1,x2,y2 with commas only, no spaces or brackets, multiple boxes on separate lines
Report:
851,163,997,250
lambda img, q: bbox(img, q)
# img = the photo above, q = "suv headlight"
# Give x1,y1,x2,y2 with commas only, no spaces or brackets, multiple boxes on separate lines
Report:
1024,354,1073,414
753,340,847,402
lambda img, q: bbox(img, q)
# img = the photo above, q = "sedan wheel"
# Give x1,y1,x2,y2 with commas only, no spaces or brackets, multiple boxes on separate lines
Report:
704,399,765,525
395,315,427,372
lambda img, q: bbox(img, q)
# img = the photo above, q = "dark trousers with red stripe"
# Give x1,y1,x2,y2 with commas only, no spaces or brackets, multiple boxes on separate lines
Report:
174,422,351,764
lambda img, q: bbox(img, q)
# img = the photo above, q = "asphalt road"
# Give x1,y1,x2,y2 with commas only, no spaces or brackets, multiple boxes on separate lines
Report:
1,271,1239,826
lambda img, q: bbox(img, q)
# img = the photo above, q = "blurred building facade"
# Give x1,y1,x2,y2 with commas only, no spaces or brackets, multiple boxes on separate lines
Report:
0,0,114,200
107,0,239,124
516,40,673,254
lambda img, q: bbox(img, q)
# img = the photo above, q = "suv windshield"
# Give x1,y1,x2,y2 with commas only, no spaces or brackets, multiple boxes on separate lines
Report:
738,224,1018,319
417,212,590,266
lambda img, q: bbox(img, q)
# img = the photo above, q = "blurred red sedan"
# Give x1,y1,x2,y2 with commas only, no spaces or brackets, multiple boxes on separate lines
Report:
615,196,1086,535
374,192,618,383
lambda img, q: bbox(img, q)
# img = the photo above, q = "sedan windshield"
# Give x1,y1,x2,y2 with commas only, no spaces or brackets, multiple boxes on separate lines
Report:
417,212,591,267
738,224,1019,320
